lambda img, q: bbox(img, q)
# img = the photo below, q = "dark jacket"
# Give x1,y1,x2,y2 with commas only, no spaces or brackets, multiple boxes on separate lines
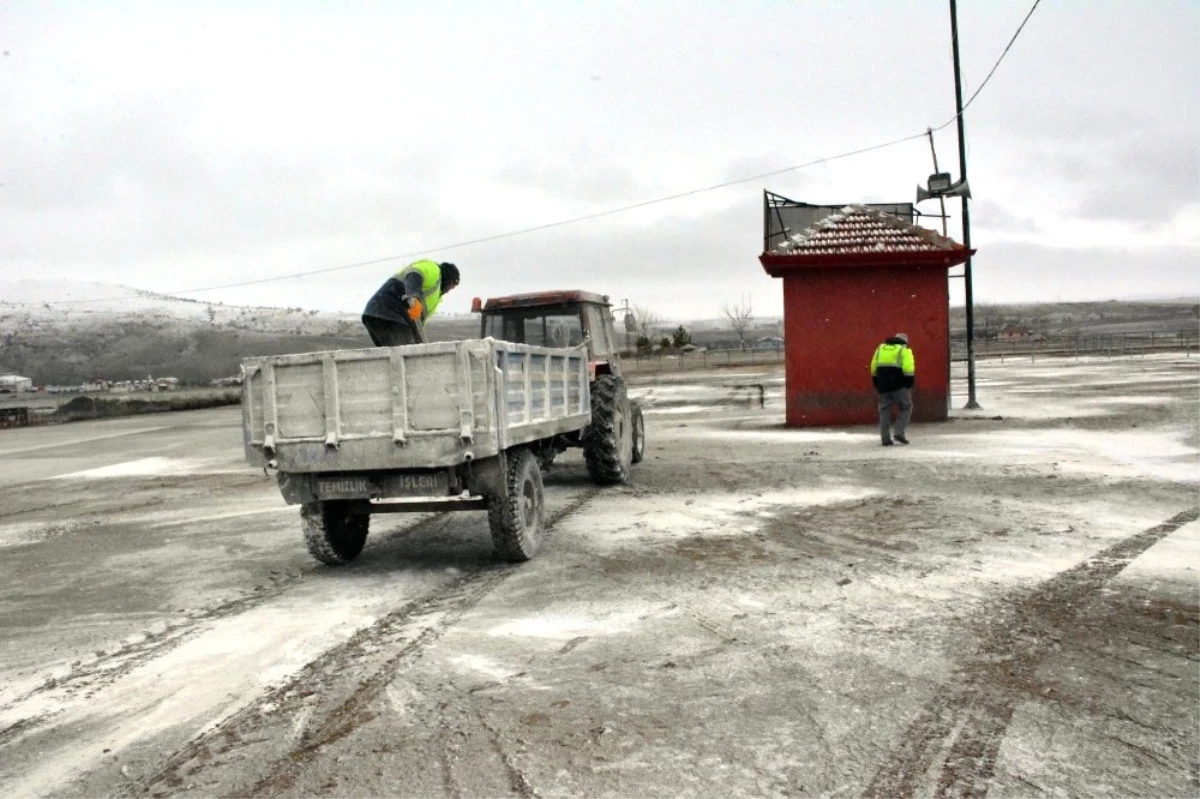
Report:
362,271,427,324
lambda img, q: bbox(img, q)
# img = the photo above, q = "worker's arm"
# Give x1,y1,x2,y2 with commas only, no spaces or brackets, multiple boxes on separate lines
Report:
402,271,425,296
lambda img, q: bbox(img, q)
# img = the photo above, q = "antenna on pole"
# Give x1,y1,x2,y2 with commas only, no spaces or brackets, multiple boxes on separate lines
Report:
614,298,634,351
925,129,948,238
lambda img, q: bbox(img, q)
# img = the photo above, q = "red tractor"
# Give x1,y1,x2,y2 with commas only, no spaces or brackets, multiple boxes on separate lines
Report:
475,290,645,481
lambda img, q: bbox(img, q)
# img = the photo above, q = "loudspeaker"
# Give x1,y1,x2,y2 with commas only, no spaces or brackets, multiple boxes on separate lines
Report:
946,178,971,199
915,178,971,204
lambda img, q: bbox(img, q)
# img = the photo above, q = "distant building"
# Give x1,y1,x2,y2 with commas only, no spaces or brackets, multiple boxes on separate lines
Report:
0,407,31,428
0,375,33,393
155,377,181,391
997,325,1032,341
752,336,785,350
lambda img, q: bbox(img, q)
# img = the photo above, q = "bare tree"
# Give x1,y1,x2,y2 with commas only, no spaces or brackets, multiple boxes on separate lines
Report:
631,305,663,343
722,295,754,350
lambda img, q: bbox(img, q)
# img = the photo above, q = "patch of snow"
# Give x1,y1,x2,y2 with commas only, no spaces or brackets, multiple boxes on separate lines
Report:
1116,521,1200,587
556,487,881,555
0,571,453,797
448,653,525,681
923,429,1199,483
0,426,172,457
488,609,653,640
52,457,242,479
644,405,711,415
0,278,359,337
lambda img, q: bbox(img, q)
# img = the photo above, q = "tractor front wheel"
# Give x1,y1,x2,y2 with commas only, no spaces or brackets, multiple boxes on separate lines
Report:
583,374,633,485
631,402,646,464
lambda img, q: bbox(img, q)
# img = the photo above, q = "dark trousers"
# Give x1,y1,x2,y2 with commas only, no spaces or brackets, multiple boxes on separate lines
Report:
362,315,423,347
877,387,912,442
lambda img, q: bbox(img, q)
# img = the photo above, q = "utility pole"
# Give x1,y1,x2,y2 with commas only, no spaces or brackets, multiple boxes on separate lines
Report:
615,298,633,352
950,0,981,409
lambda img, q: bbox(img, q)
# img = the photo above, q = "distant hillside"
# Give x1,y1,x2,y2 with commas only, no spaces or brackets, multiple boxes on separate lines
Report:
0,280,479,385
950,299,1199,338
3,280,1193,386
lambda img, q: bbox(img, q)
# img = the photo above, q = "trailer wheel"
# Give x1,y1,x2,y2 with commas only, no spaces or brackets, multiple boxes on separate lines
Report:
301,500,369,565
630,402,646,464
487,448,545,561
584,374,633,485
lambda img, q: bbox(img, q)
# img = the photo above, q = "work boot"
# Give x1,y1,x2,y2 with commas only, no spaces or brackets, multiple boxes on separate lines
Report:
895,435,909,445
882,439,894,446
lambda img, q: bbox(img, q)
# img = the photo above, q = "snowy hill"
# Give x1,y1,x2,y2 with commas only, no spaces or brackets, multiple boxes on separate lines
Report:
0,280,475,385
0,279,363,337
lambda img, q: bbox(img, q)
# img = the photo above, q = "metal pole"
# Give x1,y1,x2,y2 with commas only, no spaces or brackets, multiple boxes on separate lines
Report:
950,0,981,409
928,128,952,412
618,298,631,352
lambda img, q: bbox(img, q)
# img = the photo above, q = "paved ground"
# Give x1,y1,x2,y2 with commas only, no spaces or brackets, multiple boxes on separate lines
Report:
0,353,1196,798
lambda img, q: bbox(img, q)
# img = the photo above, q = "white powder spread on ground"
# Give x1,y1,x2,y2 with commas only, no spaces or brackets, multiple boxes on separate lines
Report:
53,457,242,479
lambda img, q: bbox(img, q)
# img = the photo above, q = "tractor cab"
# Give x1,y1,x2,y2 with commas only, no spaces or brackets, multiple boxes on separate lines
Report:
474,290,622,376
472,289,643,476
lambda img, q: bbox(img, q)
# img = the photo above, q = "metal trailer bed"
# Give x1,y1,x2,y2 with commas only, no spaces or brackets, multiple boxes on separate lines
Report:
240,338,593,564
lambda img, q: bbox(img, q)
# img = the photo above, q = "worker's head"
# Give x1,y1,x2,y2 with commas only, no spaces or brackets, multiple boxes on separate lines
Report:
894,332,909,344
439,262,460,293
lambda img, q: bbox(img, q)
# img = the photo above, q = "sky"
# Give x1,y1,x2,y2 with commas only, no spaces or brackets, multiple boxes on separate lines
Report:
1,0,1198,322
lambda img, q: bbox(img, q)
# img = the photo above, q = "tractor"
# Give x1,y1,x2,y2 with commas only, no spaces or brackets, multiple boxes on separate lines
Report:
474,290,645,481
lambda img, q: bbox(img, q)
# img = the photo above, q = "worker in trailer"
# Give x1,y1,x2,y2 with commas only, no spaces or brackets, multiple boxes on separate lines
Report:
361,260,460,346
870,332,915,446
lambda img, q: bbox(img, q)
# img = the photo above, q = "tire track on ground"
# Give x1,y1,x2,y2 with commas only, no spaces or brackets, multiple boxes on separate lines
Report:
136,488,600,799
0,509,469,749
863,507,1199,799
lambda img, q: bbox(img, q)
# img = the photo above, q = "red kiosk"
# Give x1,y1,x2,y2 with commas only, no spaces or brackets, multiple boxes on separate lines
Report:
759,204,973,428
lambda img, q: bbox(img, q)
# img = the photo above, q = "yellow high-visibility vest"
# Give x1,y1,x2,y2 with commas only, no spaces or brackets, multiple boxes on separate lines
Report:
870,343,915,376
395,259,444,321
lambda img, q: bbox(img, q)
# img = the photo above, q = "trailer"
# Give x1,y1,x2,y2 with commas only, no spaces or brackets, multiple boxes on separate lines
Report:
242,337,620,565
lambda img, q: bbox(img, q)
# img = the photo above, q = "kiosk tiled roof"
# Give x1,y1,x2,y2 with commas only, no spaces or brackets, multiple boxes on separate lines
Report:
772,204,964,255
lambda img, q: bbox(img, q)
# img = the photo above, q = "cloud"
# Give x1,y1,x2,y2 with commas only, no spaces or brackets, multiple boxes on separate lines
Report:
969,241,1200,304
971,200,1042,235
1,1,1197,322
0,90,455,270
1071,133,1200,225
493,157,648,205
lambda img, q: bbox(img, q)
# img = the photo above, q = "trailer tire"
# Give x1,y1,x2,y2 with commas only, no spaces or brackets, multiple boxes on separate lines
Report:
301,500,369,565
584,374,633,485
630,402,646,464
487,448,545,562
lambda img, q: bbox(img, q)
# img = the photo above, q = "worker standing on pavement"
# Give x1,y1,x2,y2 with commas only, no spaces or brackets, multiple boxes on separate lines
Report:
361,260,460,347
870,332,915,446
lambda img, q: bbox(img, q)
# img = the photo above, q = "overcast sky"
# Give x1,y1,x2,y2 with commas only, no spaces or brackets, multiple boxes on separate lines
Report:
2,1,1197,321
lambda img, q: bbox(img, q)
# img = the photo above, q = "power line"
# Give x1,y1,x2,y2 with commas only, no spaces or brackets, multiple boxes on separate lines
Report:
16,0,1041,309
165,131,929,296
13,132,928,308
931,0,1041,133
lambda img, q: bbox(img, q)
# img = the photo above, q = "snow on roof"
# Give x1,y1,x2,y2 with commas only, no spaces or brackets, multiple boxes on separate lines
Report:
771,204,963,255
